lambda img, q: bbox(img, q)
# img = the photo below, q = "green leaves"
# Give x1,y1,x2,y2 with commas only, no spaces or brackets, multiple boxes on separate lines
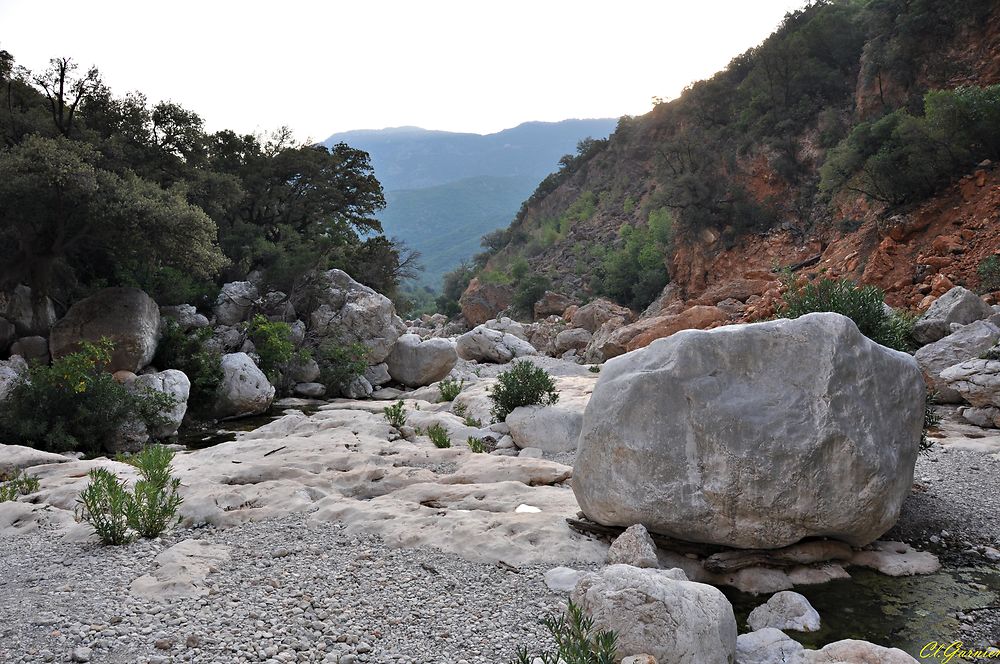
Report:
511,600,618,664
489,361,559,423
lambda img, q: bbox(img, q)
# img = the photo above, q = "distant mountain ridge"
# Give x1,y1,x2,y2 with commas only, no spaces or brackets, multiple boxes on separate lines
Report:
324,119,617,287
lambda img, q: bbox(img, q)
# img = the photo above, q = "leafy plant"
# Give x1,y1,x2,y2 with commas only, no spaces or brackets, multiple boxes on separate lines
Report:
588,365,601,373
978,256,1000,293
0,470,40,502
981,344,1000,361
512,273,551,320
438,377,464,401
466,437,487,453
76,468,133,545
245,314,295,382
0,339,176,455
452,401,468,417
589,210,672,311
154,317,223,411
383,400,407,428
125,445,183,539
489,360,559,422
316,340,368,394
464,415,483,428
511,601,618,664
427,423,452,448
921,392,942,454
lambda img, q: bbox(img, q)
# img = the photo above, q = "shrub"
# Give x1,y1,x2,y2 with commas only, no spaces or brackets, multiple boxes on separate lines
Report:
154,318,223,411
467,437,487,453
590,211,672,311
245,314,295,382
776,277,913,352
978,256,1000,293
77,468,133,545
921,392,942,455
0,470,40,502
383,400,407,428
489,360,559,422
980,344,1000,361
0,339,176,455
438,377,464,401
125,444,183,539
316,340,368,393
511,601,618,664
463,415,483,428
588,365,601,373
512,273,551,320
427,423,451,448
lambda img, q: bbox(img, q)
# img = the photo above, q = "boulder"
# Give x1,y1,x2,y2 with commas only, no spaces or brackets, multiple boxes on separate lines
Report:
0,316,14,355
960,405,1000,428
606,524,659,568
574,313,925,549
940,359,1000,408
554,327,592,354
305,269,405,364
213,281,258,326
130,370,191,438
385,334,458,387
283,356,321,384
0,355,28,402
583,315,628,363
543,566,591,593
805,640,917,663
620,305,730,352
159,304,209,332
533,291,575,319
914,319,1000,402
260,291,296,322
340,375,373,400
915,286,993,344
10,336,49,364
571,298,634,333
484,316,528,340
213,353,275,419
294,382,326,398
459,278,513,327
455,326,537,364
737,628,806,664
507,404,583,453
747,591,821,632
363,363,391,388
0,443,68,477
571,564,737,664
3,285,57,336
50,288,160,373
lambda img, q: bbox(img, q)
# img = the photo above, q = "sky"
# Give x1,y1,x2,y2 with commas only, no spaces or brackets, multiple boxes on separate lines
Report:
0,0,804,141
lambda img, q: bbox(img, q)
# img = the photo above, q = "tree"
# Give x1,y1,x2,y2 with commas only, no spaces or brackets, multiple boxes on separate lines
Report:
32,57,100,138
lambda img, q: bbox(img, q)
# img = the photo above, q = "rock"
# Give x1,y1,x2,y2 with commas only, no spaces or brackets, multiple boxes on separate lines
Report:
607,524,659,568
940,359,1000,407
914,319,1000,402
554,327,592,354
261,290,296,322
306,269,405,364
849,540,940,576
622,657,658,664
518,447,543,459
110,417,150,454
0,355,27,401
213,281,258,326
341,375,373,399
571,298,634,333
3,284,57,336
205,325,247,355
385,334,458,387
288,320,306,347
610,305,729,353
805,640,917,663
130,370,191,438
533,291,575,319
543,566,591,593
571,564,737,664
583,315,628,363
574,313,926,549
911,319,955,345
747,591,821,632
959,405,1000,428
50,287,160,373
213,353,275,419
9,335,48,364
919,286,992,329
159,304,209,331
0,316,14,355
364,363,391,388
507,404,582,452
459,278,513,326
130,539,231,601
485,316,529,340
455,326,537,363
0,443,68,477
737,628,806,664
294,382,327,398
70,646,92,663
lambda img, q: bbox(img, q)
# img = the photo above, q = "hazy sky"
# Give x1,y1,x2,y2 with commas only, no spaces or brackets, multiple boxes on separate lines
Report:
1,0,803,140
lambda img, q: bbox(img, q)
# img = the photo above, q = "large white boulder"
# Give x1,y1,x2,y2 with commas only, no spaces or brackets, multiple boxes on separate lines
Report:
571,564,736,664
305,269,405,364
49,288,160,373
940,358,1000,408
130,369,191,437
914,319,1000,402
213,281,258,327
747,591,821,632
455,325,537,364
385,334,458,387
574,313,925,549
213,353,275,419
913,286,993,344
506,404,582,453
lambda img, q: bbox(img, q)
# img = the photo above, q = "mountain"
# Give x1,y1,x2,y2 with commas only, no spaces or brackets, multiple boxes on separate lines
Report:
459,0,1000,321
324,119,617,287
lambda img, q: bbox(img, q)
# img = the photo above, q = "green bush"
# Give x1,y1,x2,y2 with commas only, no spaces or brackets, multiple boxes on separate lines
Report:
590,210,672,311
76,468,133,545
978,256,1000,293
466,437,487,453
511,601,618,664
489,360,559,422
438,377,464,401
0,470,40,502
427,423,451,448
921,392,942,454
0,339,176,455
245,314,296,382
383,400,407,428
316,340,368,394
154,318,224,412
512,273,551,320
980,344,1000,361
776,277,914,351
125,444,183,539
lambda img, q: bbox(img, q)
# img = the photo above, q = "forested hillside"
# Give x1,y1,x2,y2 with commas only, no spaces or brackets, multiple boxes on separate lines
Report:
450,0,1000,316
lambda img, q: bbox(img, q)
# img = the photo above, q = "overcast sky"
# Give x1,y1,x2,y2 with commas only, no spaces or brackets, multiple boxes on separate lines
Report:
1,0,803,141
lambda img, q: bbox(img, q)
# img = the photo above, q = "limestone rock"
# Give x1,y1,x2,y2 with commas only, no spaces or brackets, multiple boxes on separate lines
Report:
385,334,458,387
9,336,48,364
737,628,806,664
213,281,258,326
915,286,993,344
363,363,391,388
583,315,628,363
571,298,633,333
459,278,513,327
959,405,1000,428
283,356,321,384
50,288,160,373
305,269,405,364
130,369,191,437
606,524,659,568
618,305,730,352
747,591,821,632
293,382,327,398
213,353,275,419
543,566,591,593
804,640,917,663
574,313,925,549
571,564,737,664
533,291,575,319
0,355,27,402
554,327,592,354
0,443,68,477
849,540,940,576
3,284,57,336
506,404,582,452
914,319,1000,402
341,375,373,399
940,358,1000,408
130,539,231,601
455,326,537,364
159,304,209,331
